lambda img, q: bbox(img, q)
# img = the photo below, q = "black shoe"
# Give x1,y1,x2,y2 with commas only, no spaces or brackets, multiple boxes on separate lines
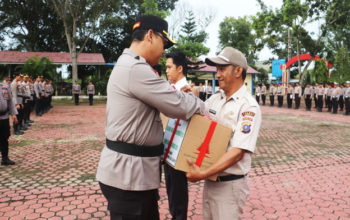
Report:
24,123,31,127
20,126,27,131
1,159,15,166
28,120,34,123
14,130,24,135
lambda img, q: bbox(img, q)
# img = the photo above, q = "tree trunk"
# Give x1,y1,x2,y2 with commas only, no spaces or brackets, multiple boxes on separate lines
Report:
72,48,78,83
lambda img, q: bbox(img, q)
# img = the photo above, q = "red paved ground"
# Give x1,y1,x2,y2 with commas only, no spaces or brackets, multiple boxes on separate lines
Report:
1,101,350,219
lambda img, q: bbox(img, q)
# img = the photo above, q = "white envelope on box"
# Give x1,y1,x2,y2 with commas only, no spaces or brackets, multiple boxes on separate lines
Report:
162,118,188,166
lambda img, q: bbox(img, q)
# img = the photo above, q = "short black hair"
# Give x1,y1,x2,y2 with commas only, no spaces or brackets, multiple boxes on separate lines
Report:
242,68,247,80
165,51,188,76
131,29,148,42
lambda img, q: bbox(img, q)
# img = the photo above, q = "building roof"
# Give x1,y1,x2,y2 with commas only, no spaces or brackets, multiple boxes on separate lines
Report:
0,51,105,65
194,63,260,74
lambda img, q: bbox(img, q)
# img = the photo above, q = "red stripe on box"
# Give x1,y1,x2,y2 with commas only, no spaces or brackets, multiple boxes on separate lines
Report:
195,121,217,167
163,119,180,162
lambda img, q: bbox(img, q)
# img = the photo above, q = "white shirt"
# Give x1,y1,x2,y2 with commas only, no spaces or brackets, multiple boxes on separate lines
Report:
173,77,189,90
205,85,262,176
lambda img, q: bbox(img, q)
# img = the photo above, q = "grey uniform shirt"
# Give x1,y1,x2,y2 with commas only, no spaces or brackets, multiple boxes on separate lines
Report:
87,85,95,95
34,81,40,98
261,86,266,95
304,87,312,97
11,80,23,105
205,85,261,175
345,87,350,98
269,86,275,95
277,86,284,96
331,87,342,98
0,82,18,120
255,87,261,96
72,84,81,95
96,48,207,191
294,86,302,96
287,87,293,94
39,82,45,97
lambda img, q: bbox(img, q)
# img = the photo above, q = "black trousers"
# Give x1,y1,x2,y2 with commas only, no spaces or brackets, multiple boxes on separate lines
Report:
317,95,323,112
269,95,274,106
74,94,79,105
23,102,31,122
295,94,300,109
199,92,206,101
332,98,338,114
89,94,94,105
305,95,311,110
255,95,260,104
262,94,266,105
345,98,350,115
339,96,344,110
287,94,292,108
99,182,159,220
278,96,283,107
164,163,188,220
0,118,10,160
327,96,332,111
207,94,212,99
314,94,317,108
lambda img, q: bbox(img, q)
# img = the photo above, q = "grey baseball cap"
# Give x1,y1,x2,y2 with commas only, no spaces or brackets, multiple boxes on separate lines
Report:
205,47,248,70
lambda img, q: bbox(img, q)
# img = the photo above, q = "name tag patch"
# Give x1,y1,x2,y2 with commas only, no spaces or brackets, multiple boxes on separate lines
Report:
209,109,216,115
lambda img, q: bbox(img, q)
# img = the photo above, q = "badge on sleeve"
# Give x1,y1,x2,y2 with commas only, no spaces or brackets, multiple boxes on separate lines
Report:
241,122,251,134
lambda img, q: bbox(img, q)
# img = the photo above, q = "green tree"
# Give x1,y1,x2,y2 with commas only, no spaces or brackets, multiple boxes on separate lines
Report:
312,59,329,83
170,10,210,60
142,0,170,18
50,0,113,84
219,16,262,63
17,56,57,80
0,0,66,51
331,47,350,83
252,0,325,84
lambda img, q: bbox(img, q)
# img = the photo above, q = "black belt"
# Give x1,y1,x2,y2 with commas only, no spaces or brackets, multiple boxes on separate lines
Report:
215,174,247,182
106,139,163,157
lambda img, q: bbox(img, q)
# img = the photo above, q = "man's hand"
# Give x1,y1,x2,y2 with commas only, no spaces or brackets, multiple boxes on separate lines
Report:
16,104,20,110
12,115,18,124
181,85,192,93
186,158,206,182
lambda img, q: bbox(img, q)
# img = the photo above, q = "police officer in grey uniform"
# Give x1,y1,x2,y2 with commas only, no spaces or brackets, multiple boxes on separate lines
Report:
87,81,95,105
316,83,325,112
339,84,345,111
294,83,302,109
304,83,312,111
327,84,333,112
344,81,350,115
96,15,208,220
11,74,26,134
269,84,275,106
34,76,42,116
0,79,18,165
261,83,266,105
255,84,261,104
72,81,81,105
286,83,293,108
277,83,284,107
331,82,341,114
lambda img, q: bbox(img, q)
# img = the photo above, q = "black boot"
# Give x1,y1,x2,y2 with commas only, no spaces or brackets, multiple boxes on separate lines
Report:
1,158,15,165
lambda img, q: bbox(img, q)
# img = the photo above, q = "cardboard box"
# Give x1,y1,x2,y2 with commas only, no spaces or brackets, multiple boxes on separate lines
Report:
163,114,232,181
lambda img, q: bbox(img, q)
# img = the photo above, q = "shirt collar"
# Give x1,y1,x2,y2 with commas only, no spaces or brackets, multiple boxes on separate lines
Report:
173,77,188,90
220,84,247,101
